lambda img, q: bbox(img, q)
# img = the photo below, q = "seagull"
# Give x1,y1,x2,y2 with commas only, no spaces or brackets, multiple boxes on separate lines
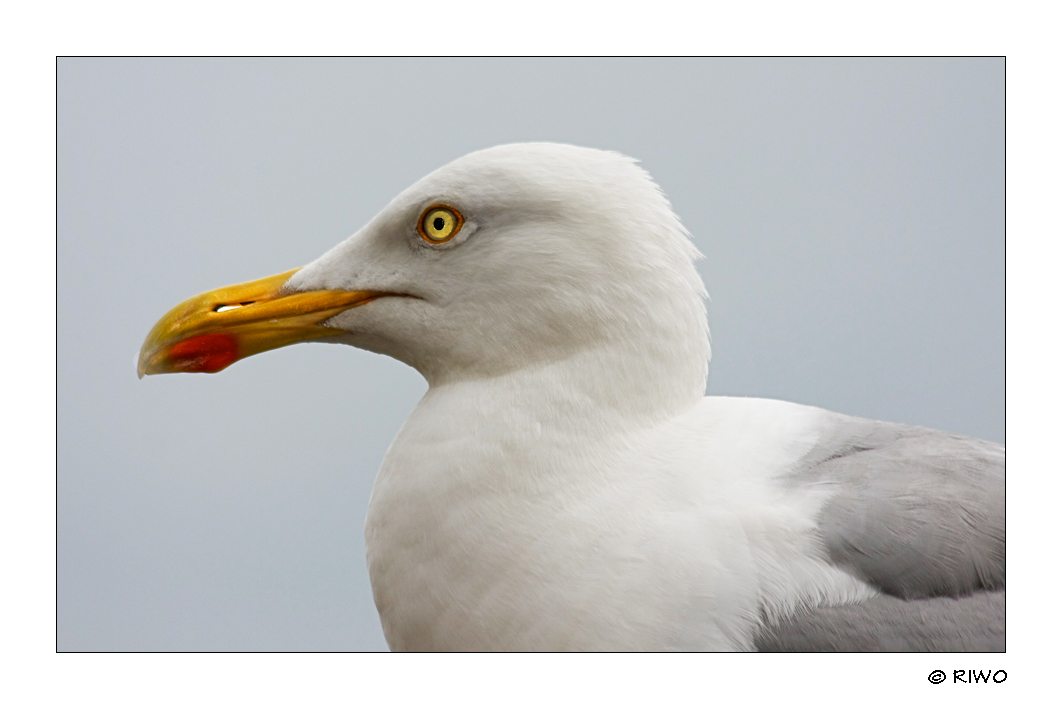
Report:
138,143,1004,651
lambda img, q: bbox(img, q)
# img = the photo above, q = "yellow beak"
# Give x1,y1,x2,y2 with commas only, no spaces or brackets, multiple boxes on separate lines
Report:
137,268,387,378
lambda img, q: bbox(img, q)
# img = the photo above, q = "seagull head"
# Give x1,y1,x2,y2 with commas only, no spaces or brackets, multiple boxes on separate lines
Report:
138,143,710,409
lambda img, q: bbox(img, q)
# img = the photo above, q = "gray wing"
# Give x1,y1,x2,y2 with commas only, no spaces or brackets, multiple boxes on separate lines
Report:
755,413,1005,651
756,591,1004,652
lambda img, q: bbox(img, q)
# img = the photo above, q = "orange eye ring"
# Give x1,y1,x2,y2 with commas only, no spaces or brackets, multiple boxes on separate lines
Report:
418,204,464,244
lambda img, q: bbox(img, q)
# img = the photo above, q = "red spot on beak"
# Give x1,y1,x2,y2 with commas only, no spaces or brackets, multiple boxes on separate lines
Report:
166,333,240,373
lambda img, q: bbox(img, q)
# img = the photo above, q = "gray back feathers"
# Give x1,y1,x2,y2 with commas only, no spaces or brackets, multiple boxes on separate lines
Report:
759,413,1004,651
756,590,1004,652
789,413,1004,599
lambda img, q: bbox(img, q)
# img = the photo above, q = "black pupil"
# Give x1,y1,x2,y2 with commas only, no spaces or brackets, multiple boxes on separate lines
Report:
433,216,446,231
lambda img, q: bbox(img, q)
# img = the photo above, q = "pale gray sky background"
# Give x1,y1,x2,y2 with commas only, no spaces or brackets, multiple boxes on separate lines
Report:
57,58,1003,651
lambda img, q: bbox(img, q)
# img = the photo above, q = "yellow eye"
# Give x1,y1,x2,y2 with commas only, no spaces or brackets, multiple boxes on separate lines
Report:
419,205,463,243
